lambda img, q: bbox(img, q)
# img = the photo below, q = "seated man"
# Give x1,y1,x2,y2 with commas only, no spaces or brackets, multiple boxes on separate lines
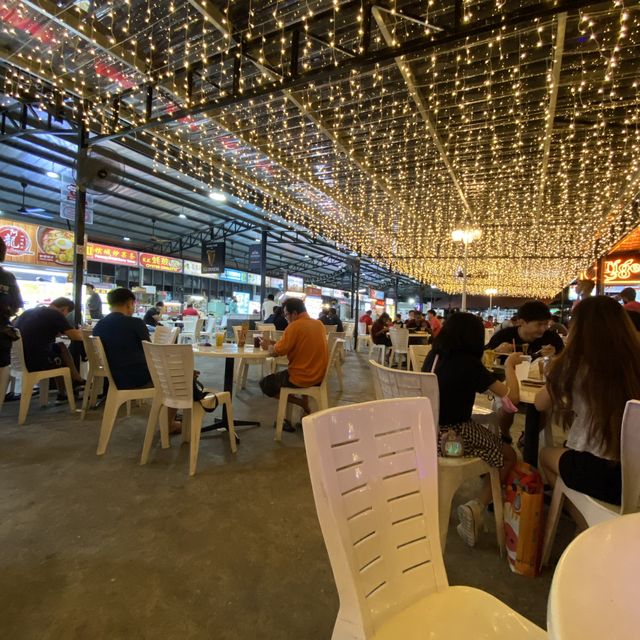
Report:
259,298,328,431
485,300,564,461
15,297,84,401
93,288,179,431
143,300,164,327
322,307,343,332
182,302,199,317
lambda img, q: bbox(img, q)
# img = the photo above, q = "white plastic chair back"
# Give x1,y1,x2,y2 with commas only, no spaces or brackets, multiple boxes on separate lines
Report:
151,325,171,344
324,324,337,334
484,328,494,344
621,400,640,515
409,344,431,372
389,327,409,352
9,331,26,373
344,322,355,338
368,359,439,426
302,398,446,638
82,330,106,374
358,322,368,335
321,339,342,387
88,335,116,387
202,316,216,335
181,316,197,332
143,342,194,410
328,331,346,353
256,323,276,332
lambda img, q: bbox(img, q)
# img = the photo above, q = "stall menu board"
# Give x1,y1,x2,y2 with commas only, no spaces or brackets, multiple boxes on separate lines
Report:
86,242,138,267
139,252,183,273
287,275,304,292
605,254,640,284
370,288,385,301
0,219,74,267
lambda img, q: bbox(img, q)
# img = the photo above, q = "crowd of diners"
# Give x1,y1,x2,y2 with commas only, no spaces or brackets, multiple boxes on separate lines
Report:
1,233,639,548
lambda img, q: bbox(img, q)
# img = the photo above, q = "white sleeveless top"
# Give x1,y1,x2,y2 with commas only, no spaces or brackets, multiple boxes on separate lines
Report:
565,391,613,460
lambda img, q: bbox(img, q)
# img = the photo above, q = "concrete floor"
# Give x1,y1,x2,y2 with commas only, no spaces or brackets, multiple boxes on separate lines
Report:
0,350,574,639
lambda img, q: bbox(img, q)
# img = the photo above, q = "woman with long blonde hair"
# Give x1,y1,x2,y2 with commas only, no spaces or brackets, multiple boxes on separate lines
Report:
536,295,640,504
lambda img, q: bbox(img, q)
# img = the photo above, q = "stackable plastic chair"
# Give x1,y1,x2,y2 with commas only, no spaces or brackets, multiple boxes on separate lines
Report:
274,341,340,442
141,342,236,476
0,365,16,414
10,331,76,424
356,322,371,352
328,332,346,390
541,399,640,565
343,322,355,351
256,323,276,333
547,514,640,640
302,398,545,640
324,324,338,334
80,330,107,420
409,344,431,372
151,325,180,345
369,360,505,554
200,317,217,343
236,330,270,389
388,327,410,369
177,317,203,344
89,336,156,456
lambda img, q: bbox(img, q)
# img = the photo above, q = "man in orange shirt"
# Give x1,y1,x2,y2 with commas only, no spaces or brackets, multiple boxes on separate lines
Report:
259,298,328,431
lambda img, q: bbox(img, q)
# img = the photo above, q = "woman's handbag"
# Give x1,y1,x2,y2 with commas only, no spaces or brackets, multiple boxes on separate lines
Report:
193,373,219,412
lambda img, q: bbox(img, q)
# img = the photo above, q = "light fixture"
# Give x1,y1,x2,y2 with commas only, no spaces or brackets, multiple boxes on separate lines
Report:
408,297,415,304
123,236,131,241
485,288,498,313
208,191,226,202
452,229,482,311
46,170,60,179
179,213,187,219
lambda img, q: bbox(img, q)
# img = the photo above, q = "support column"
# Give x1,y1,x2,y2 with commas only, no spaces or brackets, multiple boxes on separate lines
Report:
259,228,268,308
73,121,87,326
354,258,361,340
350,265,356,320
596,255,606,296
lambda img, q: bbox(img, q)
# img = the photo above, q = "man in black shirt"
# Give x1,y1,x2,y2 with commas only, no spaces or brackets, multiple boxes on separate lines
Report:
0,237,23,368
15,297,84,398
485,300,564,462
93,288,152,390
143,300,164,327
93,288,180,431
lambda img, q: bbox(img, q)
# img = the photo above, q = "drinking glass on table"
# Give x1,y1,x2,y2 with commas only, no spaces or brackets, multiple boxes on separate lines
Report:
215,330,225,347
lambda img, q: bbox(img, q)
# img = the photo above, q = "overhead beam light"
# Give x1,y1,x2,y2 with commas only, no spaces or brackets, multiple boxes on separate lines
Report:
45,170,60,179
209,191,226,202
123,236,131,241
179,213,187,219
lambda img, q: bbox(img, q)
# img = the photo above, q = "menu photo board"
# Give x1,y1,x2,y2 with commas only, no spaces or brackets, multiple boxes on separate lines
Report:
1,219,75,268
86,242,138,267
139,252,183,273
287,274,304,292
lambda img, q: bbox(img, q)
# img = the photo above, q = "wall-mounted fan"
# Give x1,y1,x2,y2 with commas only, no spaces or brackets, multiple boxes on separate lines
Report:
72,148,125,196
18,181,45,214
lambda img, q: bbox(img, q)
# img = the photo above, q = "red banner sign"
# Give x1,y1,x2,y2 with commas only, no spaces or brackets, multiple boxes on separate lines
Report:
1,221,74,267
139,252,183,273
86,242,139,267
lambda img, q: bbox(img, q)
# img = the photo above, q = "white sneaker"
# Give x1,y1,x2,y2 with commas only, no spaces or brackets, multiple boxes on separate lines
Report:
456,500,485,547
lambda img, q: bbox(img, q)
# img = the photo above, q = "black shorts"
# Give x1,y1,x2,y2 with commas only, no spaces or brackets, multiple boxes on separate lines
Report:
259,370,300,398
559,449,622,505
28,343,64,372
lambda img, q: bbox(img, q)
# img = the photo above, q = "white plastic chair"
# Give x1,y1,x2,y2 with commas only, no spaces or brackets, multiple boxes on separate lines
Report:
177,317,203,344
256,323,276,332
302,398,545,640
541,399,640,565
388,327,410,369
89,336,156,456
0,365,16,413
200,317,217,343
343,322,355,351
547,513,640,640
274,340,339,442
409,344,431,372
369,360,505,554
80,330,107,420
324,324,338,334
368,341,386,365
151,325,179,345
140,342,236,476
356,322,371,352
328,332,346,390
484,328,495,344
10,331,76,424
236,330,270,389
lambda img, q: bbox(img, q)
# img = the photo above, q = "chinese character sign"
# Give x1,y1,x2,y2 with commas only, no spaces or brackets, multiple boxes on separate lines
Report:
139,252,183,273
60,182,94,224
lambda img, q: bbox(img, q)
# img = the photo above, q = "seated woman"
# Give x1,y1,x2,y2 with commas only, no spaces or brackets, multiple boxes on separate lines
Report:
536,296,640,506
422,312,524,547
370,312,392,347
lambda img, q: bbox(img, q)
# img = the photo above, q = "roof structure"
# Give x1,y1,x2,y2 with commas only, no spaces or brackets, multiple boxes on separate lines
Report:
1,0,639,296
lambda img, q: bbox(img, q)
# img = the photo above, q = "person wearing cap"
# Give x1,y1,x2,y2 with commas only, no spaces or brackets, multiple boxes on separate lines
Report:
619,287,640,312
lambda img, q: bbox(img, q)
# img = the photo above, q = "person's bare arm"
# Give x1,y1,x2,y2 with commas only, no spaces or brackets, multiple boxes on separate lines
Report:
63,328,84,341
488,352,524,404
534,386,552,412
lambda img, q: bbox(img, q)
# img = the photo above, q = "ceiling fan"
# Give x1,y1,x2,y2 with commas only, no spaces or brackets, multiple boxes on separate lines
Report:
18,181,46,215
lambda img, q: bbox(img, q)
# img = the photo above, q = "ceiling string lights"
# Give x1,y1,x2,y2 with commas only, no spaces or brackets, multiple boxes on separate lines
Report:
1,1,639,296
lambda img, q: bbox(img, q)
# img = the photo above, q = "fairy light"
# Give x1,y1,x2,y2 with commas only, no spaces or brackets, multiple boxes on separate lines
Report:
2,2,640,296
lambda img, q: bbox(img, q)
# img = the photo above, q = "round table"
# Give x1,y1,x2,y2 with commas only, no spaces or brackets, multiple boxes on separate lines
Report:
193,344,272,432
548,513,640,639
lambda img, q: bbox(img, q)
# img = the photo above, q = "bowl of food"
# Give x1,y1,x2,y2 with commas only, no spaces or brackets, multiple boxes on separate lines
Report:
37,227,74,266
